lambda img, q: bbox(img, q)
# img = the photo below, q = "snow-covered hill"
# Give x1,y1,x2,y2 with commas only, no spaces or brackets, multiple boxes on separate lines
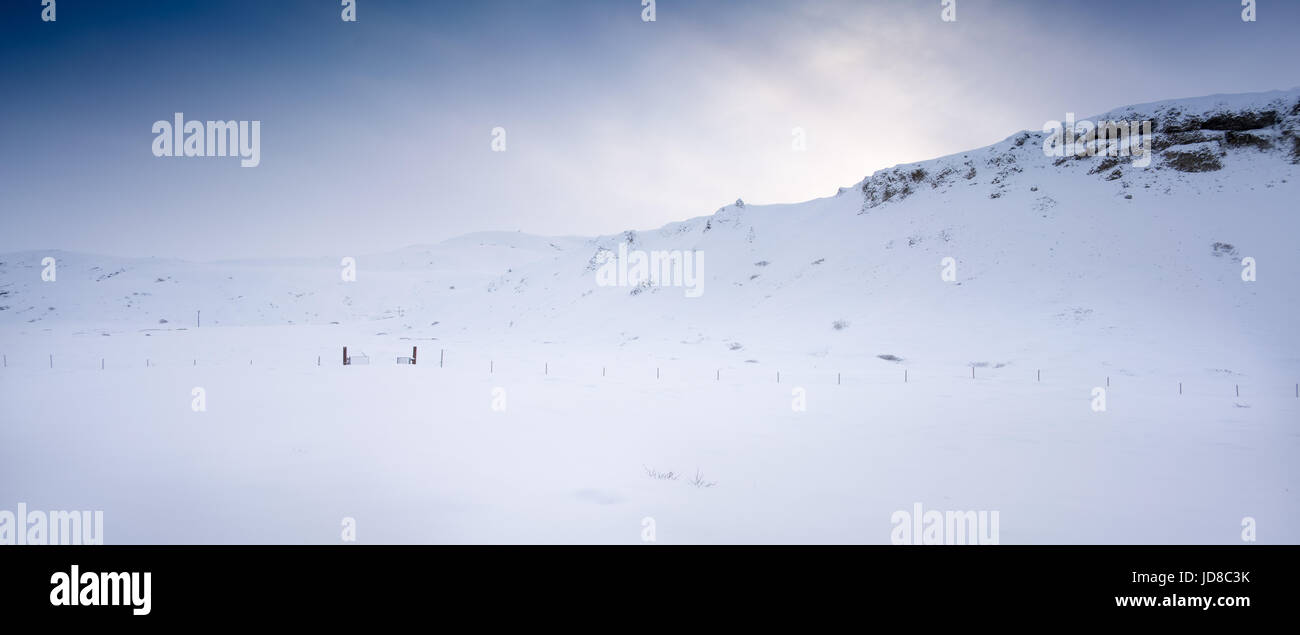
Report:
4,89,1298,372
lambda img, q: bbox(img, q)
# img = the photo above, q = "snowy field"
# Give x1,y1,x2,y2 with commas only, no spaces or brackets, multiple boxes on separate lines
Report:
0,324,1296,544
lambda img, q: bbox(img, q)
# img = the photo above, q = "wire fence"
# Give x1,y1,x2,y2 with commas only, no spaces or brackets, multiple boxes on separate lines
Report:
4,349,1298,400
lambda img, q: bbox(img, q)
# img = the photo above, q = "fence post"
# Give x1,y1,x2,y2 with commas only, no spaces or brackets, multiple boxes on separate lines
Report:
440,349,444,368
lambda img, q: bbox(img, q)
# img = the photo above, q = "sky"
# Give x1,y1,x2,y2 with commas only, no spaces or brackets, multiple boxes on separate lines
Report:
1,0,1297,260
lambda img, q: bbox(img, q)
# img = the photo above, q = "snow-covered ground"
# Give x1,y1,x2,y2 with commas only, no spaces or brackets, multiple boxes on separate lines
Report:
2,89,1298,543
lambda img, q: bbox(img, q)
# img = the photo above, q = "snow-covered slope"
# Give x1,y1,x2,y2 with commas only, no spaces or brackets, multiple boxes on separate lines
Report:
4,89,1298,375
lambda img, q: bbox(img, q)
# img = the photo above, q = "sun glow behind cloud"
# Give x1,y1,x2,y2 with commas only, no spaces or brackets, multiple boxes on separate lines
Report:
0,0,1296,259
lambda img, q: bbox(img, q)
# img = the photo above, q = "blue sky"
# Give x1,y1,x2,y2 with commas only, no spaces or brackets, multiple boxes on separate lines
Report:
1,0,1297,259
